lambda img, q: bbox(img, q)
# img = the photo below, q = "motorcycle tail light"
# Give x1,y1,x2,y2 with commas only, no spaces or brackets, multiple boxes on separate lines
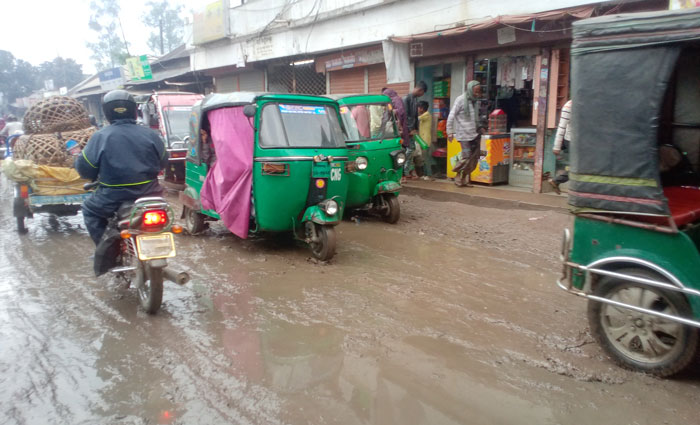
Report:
142,209,168,228
20,185,29,198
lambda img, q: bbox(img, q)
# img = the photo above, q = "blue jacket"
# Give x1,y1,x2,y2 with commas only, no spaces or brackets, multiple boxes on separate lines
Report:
75,119,167,186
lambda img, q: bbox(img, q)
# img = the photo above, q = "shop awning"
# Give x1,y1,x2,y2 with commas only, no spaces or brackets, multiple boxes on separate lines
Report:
390,5,596,42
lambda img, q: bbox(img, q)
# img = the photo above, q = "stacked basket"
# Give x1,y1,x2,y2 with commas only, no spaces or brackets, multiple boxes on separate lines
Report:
14,96,96,167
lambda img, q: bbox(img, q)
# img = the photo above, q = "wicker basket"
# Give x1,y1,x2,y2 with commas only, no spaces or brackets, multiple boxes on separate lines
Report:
13,127,96,167
23,96,91,134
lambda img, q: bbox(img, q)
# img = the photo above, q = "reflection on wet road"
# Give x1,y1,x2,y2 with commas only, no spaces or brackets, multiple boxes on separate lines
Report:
1,176,698,425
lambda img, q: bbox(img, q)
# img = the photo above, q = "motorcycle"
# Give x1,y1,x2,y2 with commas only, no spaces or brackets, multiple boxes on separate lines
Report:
85,182,190,314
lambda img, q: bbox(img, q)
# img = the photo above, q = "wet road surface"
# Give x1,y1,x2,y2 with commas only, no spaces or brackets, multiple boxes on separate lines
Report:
1,176,699,425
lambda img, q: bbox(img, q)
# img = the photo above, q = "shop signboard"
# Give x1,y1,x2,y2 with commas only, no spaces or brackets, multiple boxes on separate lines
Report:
126,55,153,81
669,0,700,9
193,0,230,45
319,46,384,72
98,67,124,91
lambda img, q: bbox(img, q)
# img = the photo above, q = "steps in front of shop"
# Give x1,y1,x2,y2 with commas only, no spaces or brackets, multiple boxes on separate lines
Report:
401,179,569,213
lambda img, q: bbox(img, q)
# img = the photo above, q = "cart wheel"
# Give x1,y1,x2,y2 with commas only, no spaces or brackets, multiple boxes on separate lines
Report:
309,224,336,261
137,262,164,315
587,268,699,377
382,195,400,224
184,207,207,235
16,216,27,234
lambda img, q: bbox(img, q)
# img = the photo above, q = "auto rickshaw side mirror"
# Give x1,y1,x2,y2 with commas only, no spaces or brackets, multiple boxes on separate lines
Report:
243,104,257,118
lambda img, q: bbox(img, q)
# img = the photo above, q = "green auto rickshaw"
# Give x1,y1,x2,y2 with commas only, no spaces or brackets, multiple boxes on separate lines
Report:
331,94,405,223
557,8,700,377
180,92,350,261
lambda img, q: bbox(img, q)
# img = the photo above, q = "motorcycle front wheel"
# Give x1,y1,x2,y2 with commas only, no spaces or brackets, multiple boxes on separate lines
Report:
136,262,164,314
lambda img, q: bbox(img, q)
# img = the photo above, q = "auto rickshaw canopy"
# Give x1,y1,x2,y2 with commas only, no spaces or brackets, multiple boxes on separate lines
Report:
569,7,700,215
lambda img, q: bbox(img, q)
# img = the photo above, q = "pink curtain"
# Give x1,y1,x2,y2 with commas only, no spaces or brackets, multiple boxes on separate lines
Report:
200,107,254,238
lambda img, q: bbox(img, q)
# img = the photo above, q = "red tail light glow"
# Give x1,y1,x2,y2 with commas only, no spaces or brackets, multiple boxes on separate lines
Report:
143,210,168,227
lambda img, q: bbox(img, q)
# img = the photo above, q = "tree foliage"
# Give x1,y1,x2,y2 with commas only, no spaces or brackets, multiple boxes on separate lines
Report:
142,1,185,55
0,51,85,105
37,58,86,91
1,50,38,104
87,0,130,71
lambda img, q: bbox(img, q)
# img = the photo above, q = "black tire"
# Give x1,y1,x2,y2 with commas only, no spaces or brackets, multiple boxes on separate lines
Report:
383,195,400,224
587,268,699,377
184,207,206,235
137,264,164,314
310,224,336,261
16,216,27,234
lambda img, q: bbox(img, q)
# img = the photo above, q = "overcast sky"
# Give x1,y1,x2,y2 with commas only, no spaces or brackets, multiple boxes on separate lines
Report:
1,0,210,75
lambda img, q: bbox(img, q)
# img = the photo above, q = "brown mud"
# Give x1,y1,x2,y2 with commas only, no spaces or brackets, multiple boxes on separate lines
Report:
1,176,698,425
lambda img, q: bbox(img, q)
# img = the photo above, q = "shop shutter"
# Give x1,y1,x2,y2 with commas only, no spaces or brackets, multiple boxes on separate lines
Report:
267,62,326,95
329,67,365,94
368,64,410,96
215,75,237,93
238,70,265,92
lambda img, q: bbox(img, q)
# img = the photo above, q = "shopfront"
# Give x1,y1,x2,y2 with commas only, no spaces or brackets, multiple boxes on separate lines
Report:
316,45,410,97
395,6,589,192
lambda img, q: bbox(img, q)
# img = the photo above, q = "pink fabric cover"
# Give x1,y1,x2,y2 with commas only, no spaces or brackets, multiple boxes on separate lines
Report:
200,107,254,238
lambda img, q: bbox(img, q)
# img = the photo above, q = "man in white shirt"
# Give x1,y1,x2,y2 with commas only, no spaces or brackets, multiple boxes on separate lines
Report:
549,99,572,194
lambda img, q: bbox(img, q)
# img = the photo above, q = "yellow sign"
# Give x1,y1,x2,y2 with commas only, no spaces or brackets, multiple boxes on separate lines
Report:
193,0,229,45
669,0,700,9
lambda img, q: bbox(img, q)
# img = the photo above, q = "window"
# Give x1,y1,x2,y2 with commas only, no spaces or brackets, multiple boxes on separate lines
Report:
259,104,346,148
339,103,398,142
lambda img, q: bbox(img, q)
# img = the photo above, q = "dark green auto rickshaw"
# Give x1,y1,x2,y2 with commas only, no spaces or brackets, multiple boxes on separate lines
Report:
557,8,700,377
180,92,350,261
331,94,405,223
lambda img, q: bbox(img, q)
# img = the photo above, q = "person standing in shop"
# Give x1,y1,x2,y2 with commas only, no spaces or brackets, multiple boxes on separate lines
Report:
447,81,484,187
402,81,428,180
417,101,434,180
549,99,572,194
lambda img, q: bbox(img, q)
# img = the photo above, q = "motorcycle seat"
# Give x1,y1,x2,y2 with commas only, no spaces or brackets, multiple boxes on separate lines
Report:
117,201,135,220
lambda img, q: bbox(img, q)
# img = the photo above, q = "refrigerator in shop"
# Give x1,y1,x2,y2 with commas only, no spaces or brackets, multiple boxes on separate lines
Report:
446,134,511,184
509,127,537,188
470,133,511,184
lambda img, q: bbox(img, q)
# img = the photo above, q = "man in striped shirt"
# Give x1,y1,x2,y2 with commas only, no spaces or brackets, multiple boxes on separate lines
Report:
549,99,572,194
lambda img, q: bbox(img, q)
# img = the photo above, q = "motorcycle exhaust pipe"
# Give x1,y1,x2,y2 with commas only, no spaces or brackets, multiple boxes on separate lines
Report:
163,268,190,285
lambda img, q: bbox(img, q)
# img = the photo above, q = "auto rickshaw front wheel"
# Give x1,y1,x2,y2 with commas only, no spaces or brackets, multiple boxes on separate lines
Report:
308,223,336,261
587,268,699,377
381,194,400,224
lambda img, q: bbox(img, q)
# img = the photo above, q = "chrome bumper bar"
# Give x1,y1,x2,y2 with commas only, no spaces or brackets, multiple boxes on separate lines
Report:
557,262,700,329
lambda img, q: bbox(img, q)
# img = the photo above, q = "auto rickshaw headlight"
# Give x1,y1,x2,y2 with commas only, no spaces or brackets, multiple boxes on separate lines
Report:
355,157,368,170
396,152,406,166
321,200,339,216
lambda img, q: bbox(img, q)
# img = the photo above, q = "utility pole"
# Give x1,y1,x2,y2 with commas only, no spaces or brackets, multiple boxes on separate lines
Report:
159,18,164,55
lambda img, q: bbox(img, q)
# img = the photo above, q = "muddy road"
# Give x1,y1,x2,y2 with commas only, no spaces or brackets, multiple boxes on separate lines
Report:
1,176,698,425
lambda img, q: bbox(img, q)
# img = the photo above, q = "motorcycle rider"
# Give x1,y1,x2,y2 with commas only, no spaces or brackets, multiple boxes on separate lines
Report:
75,90,168,245
0,114,23,138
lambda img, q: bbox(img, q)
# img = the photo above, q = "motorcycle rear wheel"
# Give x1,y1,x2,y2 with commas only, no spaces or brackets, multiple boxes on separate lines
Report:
136,263,163,314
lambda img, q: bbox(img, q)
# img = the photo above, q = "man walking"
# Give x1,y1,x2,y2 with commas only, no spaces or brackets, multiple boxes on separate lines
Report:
447,81,484,187
403,81,428,179
549,99,572,194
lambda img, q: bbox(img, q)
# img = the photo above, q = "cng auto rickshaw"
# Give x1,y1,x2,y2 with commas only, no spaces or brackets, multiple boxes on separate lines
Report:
331,94,405,223
557,8,700,377
136,92,204,187
180,92,349,261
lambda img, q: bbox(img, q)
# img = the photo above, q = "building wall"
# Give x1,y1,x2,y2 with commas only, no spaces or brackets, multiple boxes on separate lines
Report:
191,0,602,71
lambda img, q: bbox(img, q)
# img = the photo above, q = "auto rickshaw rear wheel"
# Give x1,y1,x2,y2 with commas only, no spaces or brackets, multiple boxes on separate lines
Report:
184,207,207,235
587,268,699,377
382,195,400,224
308,223,336,261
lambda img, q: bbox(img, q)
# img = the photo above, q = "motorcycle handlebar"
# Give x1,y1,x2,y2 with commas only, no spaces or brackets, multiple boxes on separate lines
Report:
83,181,99,191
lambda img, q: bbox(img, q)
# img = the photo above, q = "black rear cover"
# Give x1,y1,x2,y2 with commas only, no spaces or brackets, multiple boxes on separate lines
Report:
567,8,700,214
